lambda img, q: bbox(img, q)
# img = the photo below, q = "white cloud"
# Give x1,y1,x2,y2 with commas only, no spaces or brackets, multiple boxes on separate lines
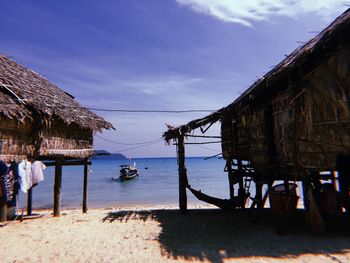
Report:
176,0,349,26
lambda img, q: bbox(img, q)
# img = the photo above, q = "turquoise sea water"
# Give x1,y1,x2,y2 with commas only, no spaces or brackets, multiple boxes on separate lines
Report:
17,156,233,210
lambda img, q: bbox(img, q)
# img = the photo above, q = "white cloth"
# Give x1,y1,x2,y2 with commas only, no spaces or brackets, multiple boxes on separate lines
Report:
31,161,46,185
18,160,32,193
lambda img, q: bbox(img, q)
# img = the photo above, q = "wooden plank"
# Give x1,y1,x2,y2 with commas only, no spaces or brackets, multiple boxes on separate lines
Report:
177,135,187,214
53,158,63,217
82,158,89,213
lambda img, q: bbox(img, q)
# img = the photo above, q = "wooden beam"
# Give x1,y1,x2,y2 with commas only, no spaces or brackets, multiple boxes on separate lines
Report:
177,135,187,214
44,160,92,167
53,157,63,217
82,158,89,213
27,188,33,216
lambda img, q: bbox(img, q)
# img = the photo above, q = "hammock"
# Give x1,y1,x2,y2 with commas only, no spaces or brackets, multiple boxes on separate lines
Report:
187,186,245,210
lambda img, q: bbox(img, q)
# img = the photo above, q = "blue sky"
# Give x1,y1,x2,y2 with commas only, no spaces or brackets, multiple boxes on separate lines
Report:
1,0,348,157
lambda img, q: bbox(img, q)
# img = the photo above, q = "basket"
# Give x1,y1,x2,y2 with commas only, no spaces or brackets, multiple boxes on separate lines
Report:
269,183,299,216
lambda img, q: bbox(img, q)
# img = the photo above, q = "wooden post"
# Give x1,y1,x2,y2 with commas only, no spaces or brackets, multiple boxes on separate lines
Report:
226,160,234,199
336,154,350,213
302,178,311,211
53,158,63,217
237,159,244,202
27,188,33,216
82,158,89,213
177,135,187,214
0,201,7,222
255,182,263,209
332,171,337,190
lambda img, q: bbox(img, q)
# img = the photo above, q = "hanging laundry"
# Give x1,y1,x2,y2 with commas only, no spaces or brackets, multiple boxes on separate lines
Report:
18,160,32,193
31,161,46,185
0,177,5,202
0,162,7,204
0,161,18,206
3,169,17,202
0,161,8,177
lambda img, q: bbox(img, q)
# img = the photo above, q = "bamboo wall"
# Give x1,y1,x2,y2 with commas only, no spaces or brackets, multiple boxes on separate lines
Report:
0,117,94,159
221,107,270,172
291,48,350,169
221,47,350,173
39,120,94,158
0,118,34,160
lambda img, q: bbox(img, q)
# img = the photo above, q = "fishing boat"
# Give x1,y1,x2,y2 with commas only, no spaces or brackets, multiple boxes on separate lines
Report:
119,163,138,181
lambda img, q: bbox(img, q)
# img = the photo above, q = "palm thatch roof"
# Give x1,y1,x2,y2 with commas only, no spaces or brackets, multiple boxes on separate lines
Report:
164,8,350,141
0,91,31,121
0,55,113,132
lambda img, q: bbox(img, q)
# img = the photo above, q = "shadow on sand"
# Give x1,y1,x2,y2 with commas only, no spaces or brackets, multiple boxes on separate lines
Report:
103,209,350,262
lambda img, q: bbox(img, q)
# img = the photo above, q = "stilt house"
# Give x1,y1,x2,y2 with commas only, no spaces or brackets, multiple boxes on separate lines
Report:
0,54,113,218
164,9,350,216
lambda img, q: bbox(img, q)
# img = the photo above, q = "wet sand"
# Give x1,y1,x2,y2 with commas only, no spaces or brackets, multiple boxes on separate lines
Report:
1,205,350,262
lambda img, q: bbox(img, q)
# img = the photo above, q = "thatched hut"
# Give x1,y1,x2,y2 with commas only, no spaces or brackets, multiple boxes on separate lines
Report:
164,8,350,221
0,54,113,218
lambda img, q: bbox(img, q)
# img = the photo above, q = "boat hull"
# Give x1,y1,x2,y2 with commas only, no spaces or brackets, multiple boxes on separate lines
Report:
119,165,138,181
119,173,138,181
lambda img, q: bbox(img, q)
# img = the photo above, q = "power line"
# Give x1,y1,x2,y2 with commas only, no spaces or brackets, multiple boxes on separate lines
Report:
95,134,163,146
191,144,221,152
87,108,215,113
2,101,217,113
116,140,164,153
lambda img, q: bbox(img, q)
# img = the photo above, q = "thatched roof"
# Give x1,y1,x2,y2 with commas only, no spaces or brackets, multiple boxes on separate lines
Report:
164,8,350,141
0,55,113,132
231,8,350,107
0,91,31,121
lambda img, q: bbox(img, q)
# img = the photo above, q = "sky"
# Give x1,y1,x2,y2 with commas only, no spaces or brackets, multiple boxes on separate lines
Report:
0,0,349,157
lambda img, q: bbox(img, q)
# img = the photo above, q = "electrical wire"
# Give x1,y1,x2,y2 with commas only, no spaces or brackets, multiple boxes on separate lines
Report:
95,134,163,146
5,101,215,113
116,139,164,153
87,108,216,113
94,134,165,152
190,144,221,152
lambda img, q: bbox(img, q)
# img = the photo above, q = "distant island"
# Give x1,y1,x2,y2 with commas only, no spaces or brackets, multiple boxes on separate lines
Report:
93,150,110,156
93,150,127,159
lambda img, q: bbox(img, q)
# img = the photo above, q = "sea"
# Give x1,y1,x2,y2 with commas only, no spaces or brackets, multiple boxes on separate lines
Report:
17,156,237,210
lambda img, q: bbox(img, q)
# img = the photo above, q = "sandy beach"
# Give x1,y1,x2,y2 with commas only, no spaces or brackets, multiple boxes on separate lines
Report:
0,205,349,263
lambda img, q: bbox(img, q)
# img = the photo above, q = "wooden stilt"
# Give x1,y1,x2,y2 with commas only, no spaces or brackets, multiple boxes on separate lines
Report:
177,135,187,214
262,181,273,207
255,183,263,209
237,159,244,201
0,201,7,222
226,160,234,199
53,158,63,217
302,179,311,210
332,171,337,190
27,188,33,216
337,154,350,213
82,158,89,213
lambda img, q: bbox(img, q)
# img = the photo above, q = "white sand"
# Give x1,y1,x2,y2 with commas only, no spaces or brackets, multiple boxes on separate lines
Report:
1,205,349,263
